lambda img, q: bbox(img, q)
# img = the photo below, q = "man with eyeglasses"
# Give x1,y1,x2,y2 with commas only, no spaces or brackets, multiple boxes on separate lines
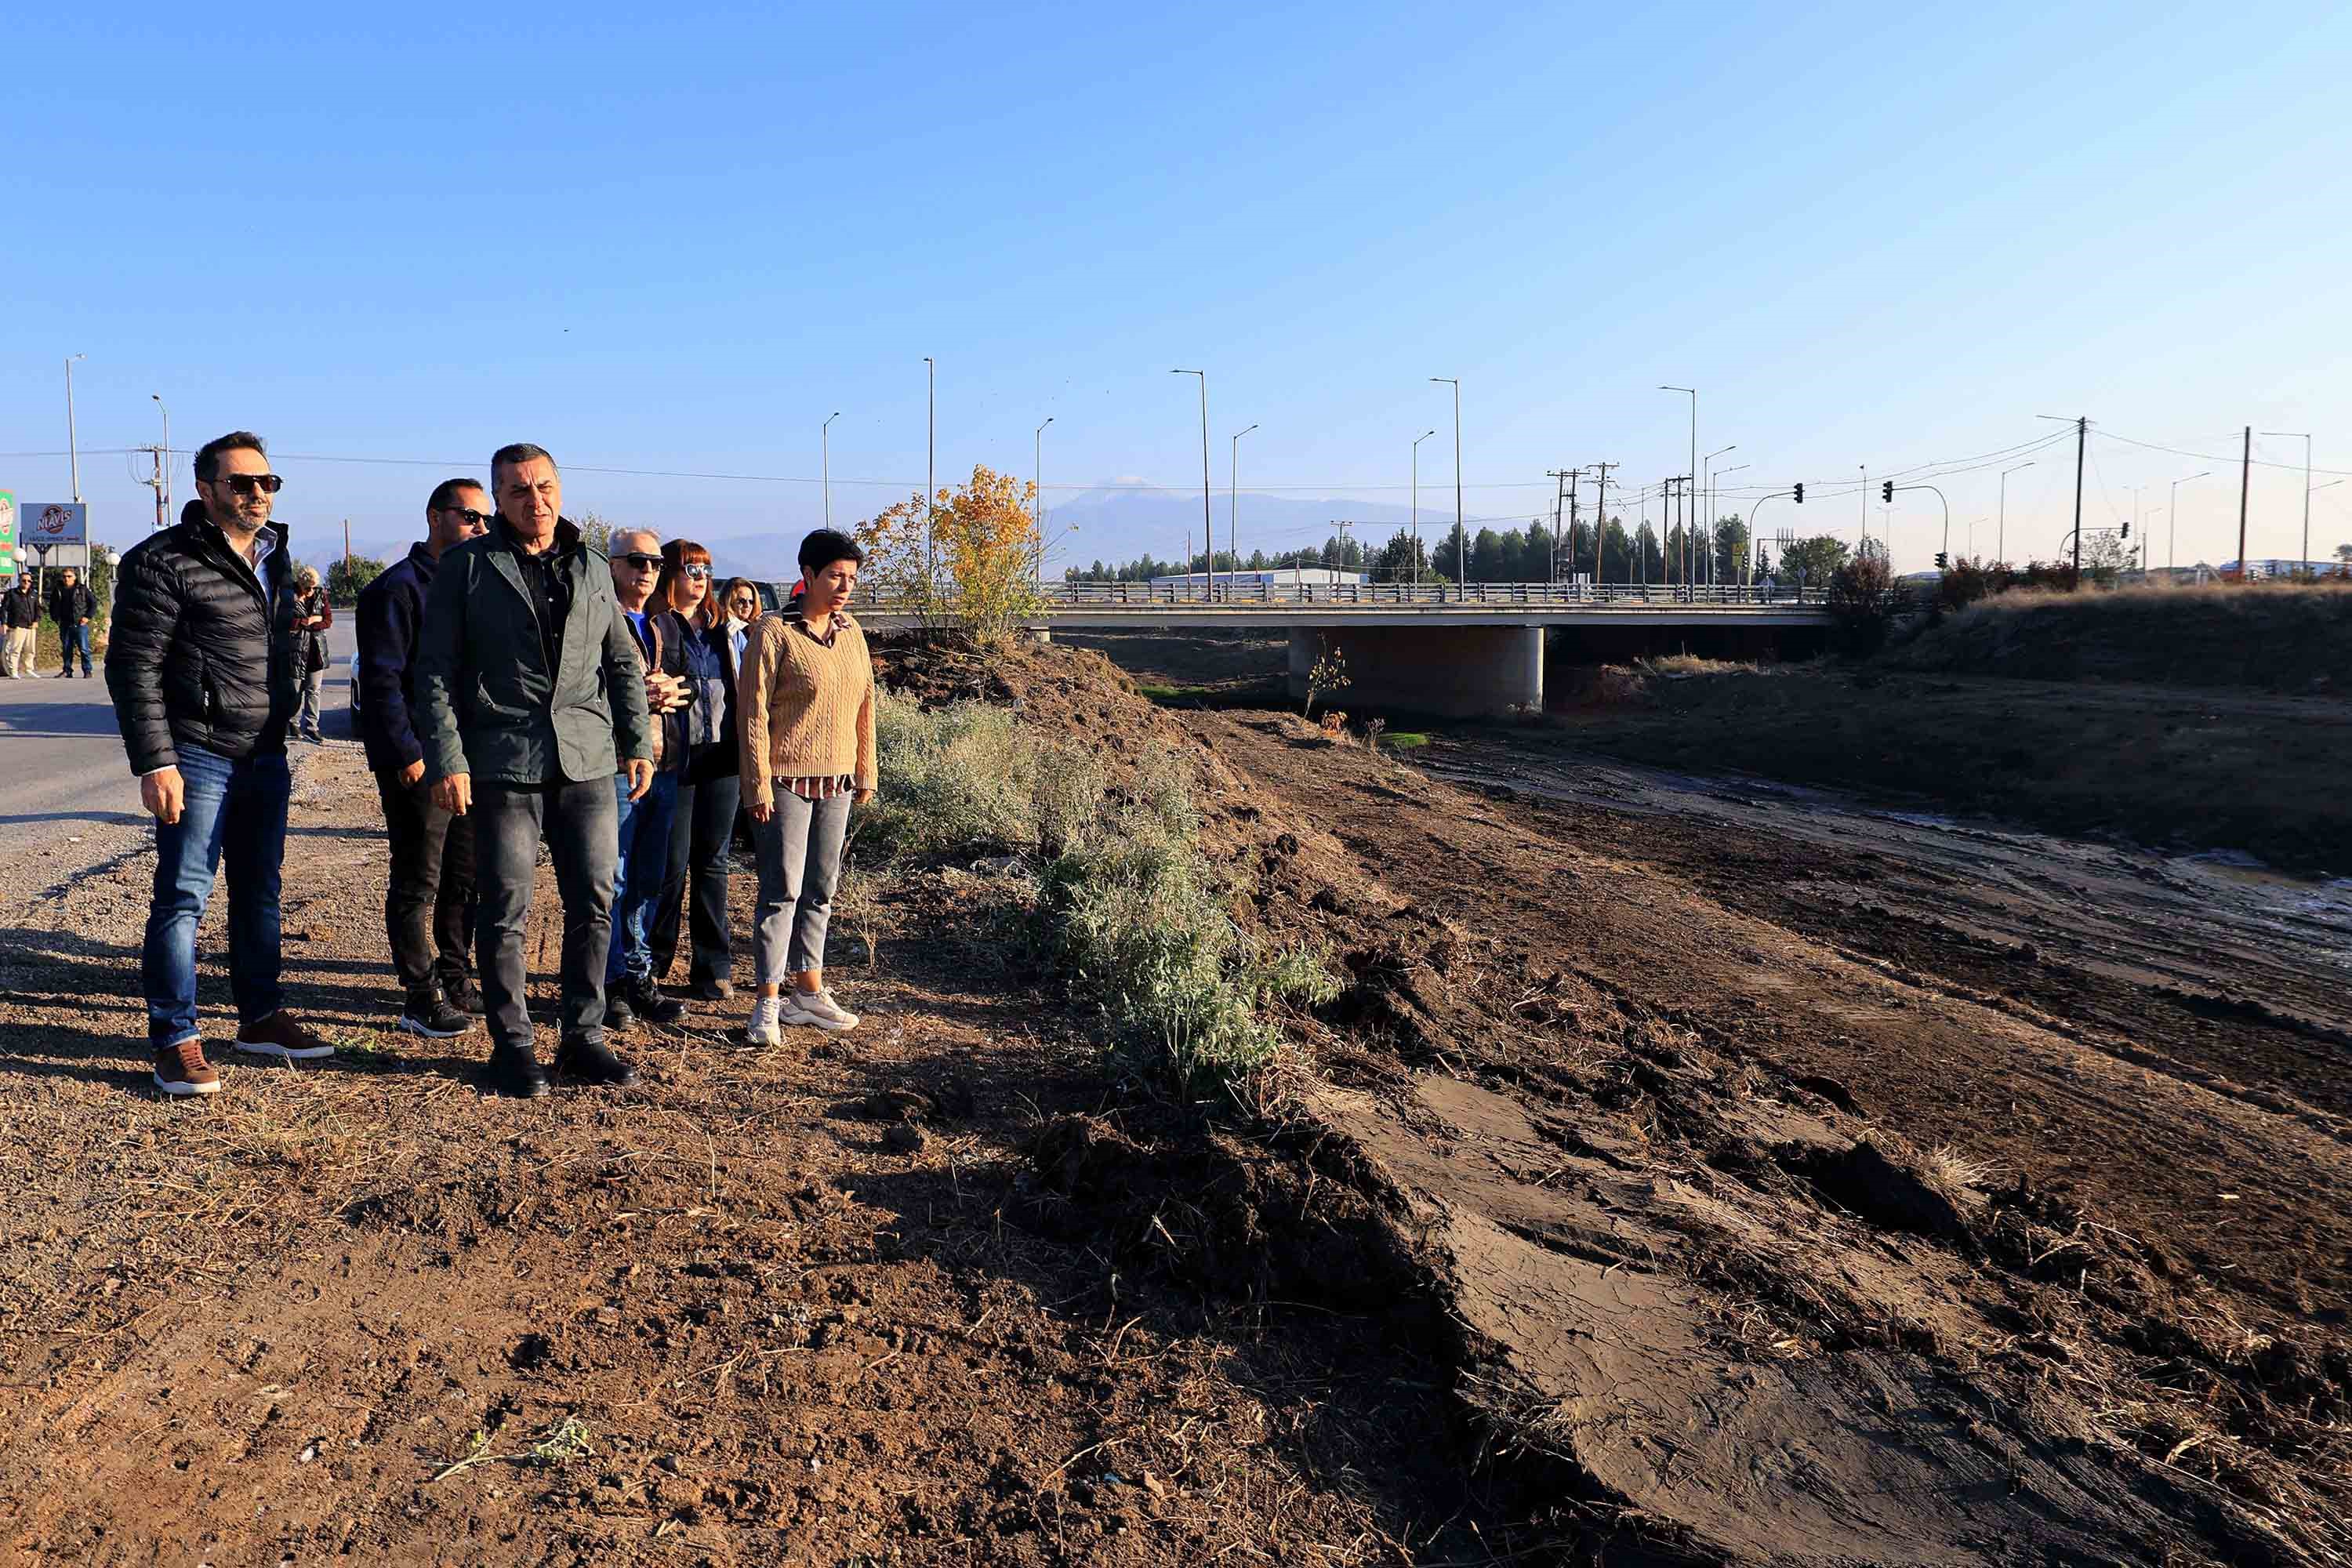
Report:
49,567,96,677
603,528,692,1029
356,477,492,1040
414,443,653,1098
107,431,335,1097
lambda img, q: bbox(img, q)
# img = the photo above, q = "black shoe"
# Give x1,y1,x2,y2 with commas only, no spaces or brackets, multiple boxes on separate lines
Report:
605,984,636,1029
620,975,686,1025
398,984,474,1039
488,1047,550,1099
554,1036,637,1087
445,975,486,1017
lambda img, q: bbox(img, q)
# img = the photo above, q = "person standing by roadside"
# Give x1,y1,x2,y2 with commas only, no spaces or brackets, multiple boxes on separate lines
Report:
414,444,652,1098
106,431,335,1097
357,478,489,1039
604,528,691,1029
648,543,741,1000
2,573,40,678
290,565,334,742
50,567,96,678
737,530,877,1044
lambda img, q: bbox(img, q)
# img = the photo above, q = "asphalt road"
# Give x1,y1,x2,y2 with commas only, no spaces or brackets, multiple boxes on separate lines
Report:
0,621,358,851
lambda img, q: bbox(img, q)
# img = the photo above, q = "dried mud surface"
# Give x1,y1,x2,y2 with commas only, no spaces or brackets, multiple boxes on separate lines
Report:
4,639,2348,1566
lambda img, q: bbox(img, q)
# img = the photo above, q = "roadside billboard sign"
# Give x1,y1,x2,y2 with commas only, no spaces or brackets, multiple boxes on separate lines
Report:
0,491,16,578
24,500,86,546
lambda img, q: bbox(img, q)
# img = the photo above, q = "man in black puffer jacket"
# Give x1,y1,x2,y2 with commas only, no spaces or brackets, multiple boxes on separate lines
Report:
105,430,336,1098
48,568,96,677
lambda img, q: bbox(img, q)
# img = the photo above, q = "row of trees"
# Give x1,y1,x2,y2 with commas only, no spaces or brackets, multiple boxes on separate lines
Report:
1068,517,1803,586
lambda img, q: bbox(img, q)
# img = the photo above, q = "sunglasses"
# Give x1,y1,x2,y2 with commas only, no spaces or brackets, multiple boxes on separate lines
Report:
442,506,492,527
221,474,285,496
681,564,711,579
616,553,662,570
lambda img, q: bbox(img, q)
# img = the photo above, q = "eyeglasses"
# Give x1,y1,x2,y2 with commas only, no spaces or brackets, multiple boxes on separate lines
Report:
616,553,662,570
442,507,492,527
222,474,285,497
681,564,711,579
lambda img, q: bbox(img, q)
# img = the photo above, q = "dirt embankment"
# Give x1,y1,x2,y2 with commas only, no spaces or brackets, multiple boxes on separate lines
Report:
4,639,2348,1566
1886,582,2352,695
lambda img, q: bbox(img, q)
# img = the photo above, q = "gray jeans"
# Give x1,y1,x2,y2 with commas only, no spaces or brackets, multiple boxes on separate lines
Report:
472,778,619,1053
750,790,851,982
297,670,325,734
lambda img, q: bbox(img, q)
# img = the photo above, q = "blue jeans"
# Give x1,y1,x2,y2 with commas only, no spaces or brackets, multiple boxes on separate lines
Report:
61,622,91,674
143,744,290,1047
607,770,679,983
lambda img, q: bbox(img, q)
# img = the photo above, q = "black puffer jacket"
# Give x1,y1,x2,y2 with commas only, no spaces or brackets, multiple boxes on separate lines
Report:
104,500,300,775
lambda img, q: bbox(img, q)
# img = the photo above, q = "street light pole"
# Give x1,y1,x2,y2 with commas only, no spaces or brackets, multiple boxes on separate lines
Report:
1229,423,1257,595
1034,416,1053,588
923,358,936,583
2169,470,2210,575
64,354,85,503
1411,429,1436,588
822,411,840,531
1171,370,1208,594
1998,461,2034,566
1702,445,1735,586
1432,378,1462,587
2261,431,2313,572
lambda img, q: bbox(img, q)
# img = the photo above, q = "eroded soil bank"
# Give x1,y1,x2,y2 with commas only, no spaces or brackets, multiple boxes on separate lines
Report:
3,637,2347,1565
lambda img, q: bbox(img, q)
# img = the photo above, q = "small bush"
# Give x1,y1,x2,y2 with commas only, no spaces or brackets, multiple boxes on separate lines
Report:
862,692,1039,856
1828,554,1908,655
1380,731,1432,751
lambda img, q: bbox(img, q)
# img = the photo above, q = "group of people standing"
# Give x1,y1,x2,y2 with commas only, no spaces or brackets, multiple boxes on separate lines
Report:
2,564,97,679
104,431,877,1100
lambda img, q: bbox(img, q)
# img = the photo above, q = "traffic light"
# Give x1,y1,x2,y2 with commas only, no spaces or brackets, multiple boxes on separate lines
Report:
1882,480,1895,503
1936,551,1949,570
1792,483,1804,503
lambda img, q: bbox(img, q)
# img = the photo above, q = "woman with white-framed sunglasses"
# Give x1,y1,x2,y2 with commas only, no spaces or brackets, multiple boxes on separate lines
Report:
645,539,742,999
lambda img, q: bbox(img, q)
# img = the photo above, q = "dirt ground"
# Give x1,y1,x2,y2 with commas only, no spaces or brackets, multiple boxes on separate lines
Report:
5,636,2349,1566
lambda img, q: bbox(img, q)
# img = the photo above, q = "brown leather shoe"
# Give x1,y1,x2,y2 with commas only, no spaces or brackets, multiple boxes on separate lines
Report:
232,1011,336,1061
153,1039,221,1097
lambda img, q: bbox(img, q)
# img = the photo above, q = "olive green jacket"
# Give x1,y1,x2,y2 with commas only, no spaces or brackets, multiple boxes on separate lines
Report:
413,518,652,786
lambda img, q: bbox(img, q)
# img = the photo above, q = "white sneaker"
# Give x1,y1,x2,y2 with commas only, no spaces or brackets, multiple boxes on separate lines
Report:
744,995,782,1047
781,989,858,1033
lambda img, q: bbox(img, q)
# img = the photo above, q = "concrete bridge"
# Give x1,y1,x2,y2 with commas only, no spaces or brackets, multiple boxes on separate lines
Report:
771,581,1831,717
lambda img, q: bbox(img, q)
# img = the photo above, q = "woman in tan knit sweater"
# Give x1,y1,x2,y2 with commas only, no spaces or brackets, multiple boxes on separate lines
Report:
736,529,878,1043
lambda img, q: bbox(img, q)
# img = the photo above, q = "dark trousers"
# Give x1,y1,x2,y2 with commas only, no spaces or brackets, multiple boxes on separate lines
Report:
650,772,739,987
472,778,618,1056
60,622,91,675
375,768,477,996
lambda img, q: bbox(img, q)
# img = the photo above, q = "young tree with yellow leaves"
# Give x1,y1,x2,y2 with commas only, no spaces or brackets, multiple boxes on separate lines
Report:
857,465,1044,644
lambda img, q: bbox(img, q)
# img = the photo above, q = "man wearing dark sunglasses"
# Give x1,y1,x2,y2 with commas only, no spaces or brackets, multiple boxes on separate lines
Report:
106,430,336,1098
356,477,493,1040
414,443,654,1098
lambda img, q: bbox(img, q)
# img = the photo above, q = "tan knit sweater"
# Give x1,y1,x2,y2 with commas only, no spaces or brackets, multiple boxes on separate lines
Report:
738,612,878,811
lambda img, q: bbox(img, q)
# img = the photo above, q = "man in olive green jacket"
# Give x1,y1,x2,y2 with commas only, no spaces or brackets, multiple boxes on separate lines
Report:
414,442,653,1098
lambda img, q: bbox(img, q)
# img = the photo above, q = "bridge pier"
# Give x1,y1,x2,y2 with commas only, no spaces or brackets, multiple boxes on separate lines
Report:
1288,625,1544,718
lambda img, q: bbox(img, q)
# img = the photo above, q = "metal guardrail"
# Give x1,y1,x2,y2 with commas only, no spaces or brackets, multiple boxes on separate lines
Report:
837,581,1828,611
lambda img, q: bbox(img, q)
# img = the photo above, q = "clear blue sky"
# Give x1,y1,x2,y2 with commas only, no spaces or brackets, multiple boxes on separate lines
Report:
8,1,2351,572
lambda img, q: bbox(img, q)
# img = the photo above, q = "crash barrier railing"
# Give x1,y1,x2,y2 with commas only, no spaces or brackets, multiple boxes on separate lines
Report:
831,581,1829,610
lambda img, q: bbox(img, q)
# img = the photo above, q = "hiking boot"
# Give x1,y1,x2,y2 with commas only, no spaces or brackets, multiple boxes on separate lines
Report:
744,994,782,1047
397,984,474,1040
554,1036,638,1088
487,1047,550,1099
153,1038,221,1098
781,988,858,1033
232,1011,336,1060
617,975,684,1025
445,976,487,1017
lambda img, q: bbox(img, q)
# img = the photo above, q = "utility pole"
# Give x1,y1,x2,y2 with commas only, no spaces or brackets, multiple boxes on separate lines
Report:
146,394,170,532
2237,425,2252,579
1034,416,1053,589
1589,461,1616,587
1565,469,1579,586
2072,417,2088,583
1333,518,1355,578
1229,423,1258,595
1546,470,1571,583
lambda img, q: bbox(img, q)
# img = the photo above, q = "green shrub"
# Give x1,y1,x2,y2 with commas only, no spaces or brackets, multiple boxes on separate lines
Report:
868,688,1331,1093
1379,731,1432,751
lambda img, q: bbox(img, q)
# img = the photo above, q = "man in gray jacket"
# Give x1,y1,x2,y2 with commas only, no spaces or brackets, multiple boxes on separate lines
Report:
414,442,653,1098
